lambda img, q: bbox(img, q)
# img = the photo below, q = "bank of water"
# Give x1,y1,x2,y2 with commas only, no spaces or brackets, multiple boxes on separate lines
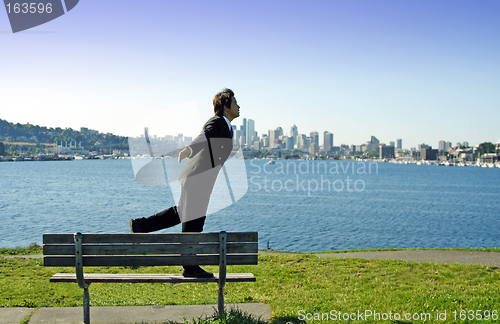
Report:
1,159,499,252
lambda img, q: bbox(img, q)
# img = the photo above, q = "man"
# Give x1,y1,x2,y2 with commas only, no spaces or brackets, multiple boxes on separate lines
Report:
129,88,240,278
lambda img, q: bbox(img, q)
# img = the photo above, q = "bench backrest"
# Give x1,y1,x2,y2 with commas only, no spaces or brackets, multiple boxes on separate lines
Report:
43,232,258,267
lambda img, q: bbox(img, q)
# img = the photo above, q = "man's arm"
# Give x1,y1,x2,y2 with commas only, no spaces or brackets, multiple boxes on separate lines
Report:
181,117,223,160
178,146,191,163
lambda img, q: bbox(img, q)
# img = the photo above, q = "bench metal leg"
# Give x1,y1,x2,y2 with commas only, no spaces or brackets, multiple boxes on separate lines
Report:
218,287,224,316
218,231,227,317
83,287,90,324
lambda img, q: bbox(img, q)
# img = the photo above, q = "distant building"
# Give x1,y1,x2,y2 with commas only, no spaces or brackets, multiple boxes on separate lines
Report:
285,136,294,150
241,118,247,145
234,130,241,146
261,134,269,148
80,127,98,135
438,140,452,152
397,139,402,150
421,147,438,160
252,140,261,151
438,140,445,152
380,145,395,159
309,142,319,155
269,127,283,145
290,125,298,144
296,134,306,150
310,131,319,145
479,153,498,163
246,119,255,144
418,143,431,150
232,126,238,145
365,136,380,152
54,140,89,155
323,131,333,152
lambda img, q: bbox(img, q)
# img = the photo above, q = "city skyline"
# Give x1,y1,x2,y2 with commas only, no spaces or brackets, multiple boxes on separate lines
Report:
131,116,481,152
1,1,499,149
0,115,491,152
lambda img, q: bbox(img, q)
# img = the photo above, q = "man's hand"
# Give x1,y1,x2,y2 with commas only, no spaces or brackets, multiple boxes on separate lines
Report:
178,146,191,163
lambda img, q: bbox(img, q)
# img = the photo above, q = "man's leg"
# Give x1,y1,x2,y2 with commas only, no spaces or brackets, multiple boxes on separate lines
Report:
181,216,206,233
177,182,213,277
129,206,181,233
181,216,206,271
181,216,213,277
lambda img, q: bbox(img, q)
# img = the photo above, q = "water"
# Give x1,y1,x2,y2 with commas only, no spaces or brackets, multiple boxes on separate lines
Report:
1,159,499,252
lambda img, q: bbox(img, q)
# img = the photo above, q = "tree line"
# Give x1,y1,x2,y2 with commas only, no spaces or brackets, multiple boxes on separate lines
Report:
0,119,128,156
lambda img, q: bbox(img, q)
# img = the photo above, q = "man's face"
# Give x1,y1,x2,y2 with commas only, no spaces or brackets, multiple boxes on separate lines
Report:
225,97,240,120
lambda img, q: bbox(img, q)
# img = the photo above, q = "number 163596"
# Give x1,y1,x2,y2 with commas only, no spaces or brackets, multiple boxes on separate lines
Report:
6,3,53,14
452,310,498,321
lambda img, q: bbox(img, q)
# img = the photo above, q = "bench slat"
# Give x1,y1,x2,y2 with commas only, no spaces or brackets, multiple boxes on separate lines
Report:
44,254,258,267
49,272,256,283
43,242,257,256
43,232,257,244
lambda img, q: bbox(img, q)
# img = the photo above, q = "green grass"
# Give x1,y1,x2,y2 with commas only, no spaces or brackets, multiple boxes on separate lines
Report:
0,243,42,256
1,243,498,256
162,308,268,324
2,253,500,323
313,247,500,254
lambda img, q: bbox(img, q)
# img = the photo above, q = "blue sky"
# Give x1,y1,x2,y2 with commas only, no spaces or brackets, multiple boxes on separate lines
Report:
1,0,499,148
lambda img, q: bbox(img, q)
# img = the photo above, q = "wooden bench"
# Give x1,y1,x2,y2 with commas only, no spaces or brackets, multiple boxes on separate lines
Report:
43,231,258,324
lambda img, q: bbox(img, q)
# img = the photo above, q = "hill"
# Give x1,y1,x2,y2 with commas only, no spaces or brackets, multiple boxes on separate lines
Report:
0,119,128,156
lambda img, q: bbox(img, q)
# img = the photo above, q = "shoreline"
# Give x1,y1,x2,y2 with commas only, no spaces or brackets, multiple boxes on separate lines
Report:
4,246,500,267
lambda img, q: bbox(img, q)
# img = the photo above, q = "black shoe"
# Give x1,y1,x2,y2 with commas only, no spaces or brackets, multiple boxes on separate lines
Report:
129,219,142,233
182,267,214,278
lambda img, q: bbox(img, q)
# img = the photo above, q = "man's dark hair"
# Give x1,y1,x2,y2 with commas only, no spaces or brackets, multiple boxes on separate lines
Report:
213,88,234,116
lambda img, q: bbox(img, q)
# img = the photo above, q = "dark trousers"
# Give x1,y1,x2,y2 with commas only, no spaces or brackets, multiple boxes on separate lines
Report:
132,206,206,271
133,206,206,233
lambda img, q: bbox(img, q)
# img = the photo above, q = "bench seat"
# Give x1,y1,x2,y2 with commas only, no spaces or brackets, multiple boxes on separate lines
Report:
50,272,256,283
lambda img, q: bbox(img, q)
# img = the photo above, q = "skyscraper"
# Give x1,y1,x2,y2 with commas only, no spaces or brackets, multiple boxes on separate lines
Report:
310,131,319,145
368,136,380,152
290,125,298,144
438,140,446,152
269,127,283,146
297,134,306,150
309,142,319,155
246,119,255,144
241,118,247,145
232,125,237,145
324,131,333,152
286,136,294,150
397,139,402,150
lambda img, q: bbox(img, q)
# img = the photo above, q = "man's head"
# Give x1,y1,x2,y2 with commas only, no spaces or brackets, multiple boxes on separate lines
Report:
213,88,240,121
